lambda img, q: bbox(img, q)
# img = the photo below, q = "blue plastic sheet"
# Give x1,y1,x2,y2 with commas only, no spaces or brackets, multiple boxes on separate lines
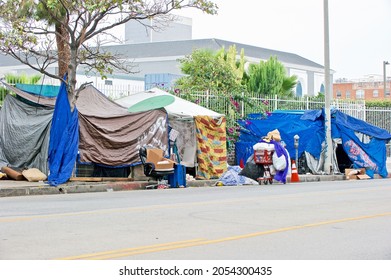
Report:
47,82,79,186
238,111,324,160
15,83,60,98
237,109,391,178
218,165,257,186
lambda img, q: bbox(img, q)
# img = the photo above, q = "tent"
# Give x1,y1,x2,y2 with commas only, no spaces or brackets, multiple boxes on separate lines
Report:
236,109,391,178
0,89,53,174
76,86,168,167
116,88,227,179
0,82,169,184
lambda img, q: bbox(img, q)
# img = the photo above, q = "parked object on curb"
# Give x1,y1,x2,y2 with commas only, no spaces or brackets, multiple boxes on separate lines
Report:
139,146,175,189
345,168,370,180
1,166,25,181
217,165,258,186
22,168,47,182
168,164,186,188
290,160,300,183
251,129,290,185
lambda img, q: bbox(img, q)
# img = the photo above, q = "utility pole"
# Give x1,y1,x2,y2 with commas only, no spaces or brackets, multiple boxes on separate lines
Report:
323,0,332,174
384,61,389,97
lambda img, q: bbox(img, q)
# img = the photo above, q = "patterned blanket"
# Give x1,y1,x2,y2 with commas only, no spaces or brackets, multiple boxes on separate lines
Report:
194,116,227,179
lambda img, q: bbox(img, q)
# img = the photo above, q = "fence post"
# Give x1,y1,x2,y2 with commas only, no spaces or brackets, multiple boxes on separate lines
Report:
306,96,309,110
362,100,366,123
274,95,278,111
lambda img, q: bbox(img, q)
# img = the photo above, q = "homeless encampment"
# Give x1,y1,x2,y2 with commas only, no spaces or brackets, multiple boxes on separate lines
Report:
236,109,391,178
0,82,169,185
116,87,228,179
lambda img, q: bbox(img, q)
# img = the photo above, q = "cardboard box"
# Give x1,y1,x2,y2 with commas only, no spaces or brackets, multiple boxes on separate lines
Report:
345,168,370,180
146,148,176,170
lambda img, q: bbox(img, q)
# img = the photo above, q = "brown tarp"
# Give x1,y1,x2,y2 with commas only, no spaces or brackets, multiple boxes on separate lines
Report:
76,86,169,166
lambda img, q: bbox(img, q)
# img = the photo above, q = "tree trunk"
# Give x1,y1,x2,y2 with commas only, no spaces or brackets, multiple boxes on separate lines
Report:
55,23,76,110
55,23,70,80
68,46,78,111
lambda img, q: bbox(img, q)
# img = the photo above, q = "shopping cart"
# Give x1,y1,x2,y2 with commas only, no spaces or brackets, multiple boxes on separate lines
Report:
253,149,274,185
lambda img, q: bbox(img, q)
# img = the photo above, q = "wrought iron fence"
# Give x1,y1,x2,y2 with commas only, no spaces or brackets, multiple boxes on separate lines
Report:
93,83,144,100
365,107,391,132
176,91,367,122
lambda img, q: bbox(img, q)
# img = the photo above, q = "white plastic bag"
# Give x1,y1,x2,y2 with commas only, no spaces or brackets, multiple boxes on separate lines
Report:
272,152,287,171
253,142,274,151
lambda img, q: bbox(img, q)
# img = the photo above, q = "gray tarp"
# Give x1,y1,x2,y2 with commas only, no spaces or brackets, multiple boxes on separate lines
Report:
168,117,197,167
0,94,53,173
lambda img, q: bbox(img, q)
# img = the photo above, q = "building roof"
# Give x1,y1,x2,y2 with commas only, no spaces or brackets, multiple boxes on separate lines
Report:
0,38,325,76
101,38,324,70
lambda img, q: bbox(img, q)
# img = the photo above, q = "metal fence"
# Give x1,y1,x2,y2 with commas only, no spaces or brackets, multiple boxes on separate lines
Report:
96,87,390,137
176,91,367,122
93,83,144,100
365,107,391,132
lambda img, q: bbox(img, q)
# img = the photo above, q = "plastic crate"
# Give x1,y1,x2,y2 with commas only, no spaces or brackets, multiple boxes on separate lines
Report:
254,150,273,164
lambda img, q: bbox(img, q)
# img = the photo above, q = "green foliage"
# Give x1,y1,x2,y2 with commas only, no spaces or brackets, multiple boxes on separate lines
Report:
175,47,246,94
366,100,391,108
247,56,297,96
0,72,41,105
4,72,41,85
175,45,274,145
281,75,298,97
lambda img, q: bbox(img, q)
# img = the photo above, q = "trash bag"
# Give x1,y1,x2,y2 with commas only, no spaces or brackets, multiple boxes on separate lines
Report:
239,158,263,181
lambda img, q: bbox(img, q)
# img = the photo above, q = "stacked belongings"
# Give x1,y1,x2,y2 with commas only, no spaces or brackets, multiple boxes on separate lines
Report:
243,129,290,184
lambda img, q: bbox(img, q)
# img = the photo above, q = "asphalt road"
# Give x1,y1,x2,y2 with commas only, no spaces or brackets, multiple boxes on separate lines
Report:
1,180,391,260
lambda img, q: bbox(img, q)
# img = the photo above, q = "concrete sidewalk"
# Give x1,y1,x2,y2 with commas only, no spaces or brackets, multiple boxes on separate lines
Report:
0,173,348,198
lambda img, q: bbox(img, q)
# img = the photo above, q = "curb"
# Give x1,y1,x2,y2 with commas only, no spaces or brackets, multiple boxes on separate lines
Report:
0,180,219,198
0,181,152,198
0,173,380,198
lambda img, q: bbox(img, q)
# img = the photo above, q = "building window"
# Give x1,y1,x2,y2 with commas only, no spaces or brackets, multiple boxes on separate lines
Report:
105,80,113,86
356,89,365,99
373,90,379,98
295,81,302,97
320,84,325,94
386,90,390,97
346,90,351,99
336,90,342,98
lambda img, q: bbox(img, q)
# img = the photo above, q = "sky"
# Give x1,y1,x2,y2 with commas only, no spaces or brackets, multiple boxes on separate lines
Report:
176,0,391,80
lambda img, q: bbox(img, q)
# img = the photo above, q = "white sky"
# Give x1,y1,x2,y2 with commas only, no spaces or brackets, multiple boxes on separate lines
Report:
176,0,391,80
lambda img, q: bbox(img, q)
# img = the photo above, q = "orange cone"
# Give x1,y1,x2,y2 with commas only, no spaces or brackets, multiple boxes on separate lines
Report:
290,160,300,183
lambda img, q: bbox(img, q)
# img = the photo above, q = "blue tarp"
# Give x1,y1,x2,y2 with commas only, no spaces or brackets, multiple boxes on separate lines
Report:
47,82,79,186
332,110,390,177
15,83,60,98
238,110,324,161
236,109,391,178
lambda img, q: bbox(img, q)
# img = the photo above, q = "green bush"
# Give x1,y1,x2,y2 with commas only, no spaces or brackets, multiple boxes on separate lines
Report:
0,73,42,105
366,100,391,108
